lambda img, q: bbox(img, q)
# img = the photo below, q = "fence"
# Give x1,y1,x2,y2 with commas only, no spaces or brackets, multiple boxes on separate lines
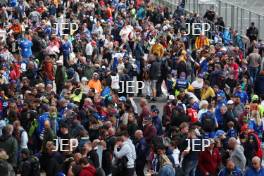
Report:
153,0,264,40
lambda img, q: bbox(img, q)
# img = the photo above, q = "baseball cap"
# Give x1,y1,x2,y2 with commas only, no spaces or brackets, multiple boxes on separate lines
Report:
227,100,234,105
214,130,225,138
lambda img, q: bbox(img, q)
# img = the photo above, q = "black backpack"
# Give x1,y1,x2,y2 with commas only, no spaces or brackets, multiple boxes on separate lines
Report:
201,112,216,132
27,157,40,176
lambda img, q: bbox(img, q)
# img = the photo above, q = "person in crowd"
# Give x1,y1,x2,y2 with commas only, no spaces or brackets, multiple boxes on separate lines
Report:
218,158,243,176
228,137,246,171
0,0,263,175
19,148,40,176
245,156,264,176
198,139,221,176
0,125,18,168
134,130,148,176
113,131,136,176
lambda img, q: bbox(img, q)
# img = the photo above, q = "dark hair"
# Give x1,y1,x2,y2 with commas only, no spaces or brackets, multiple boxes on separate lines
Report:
79,157,89,165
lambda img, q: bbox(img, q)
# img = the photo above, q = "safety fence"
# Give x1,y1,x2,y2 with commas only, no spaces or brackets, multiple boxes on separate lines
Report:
153,0,264,40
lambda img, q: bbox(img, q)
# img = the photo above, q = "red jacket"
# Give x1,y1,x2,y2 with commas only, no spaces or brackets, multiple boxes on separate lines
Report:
79,164,97,176
198,148,221,176
143,124,157,144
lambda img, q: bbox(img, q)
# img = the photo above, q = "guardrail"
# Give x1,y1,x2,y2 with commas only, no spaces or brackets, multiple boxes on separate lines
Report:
153,0,264,40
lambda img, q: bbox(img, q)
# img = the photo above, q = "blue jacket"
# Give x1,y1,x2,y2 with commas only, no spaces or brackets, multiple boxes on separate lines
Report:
218,167,243,176
152,116,163,136
234,91,248,104
135,138,148,161
215,101,225,125
37,112,50,136
222,29,232,45
245,167,264,176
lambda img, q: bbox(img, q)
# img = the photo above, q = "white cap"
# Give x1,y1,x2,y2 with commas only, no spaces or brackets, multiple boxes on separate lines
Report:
227,100,234,105
81,77,88,82
168,95,175,100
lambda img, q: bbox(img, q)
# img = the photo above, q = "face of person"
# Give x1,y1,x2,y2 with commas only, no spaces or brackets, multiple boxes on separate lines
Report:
252,159,261,170
226,160,235,171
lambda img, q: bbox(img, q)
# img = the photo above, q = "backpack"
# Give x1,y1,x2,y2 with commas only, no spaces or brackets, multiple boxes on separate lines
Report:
201,112,215,132
26,157,40,176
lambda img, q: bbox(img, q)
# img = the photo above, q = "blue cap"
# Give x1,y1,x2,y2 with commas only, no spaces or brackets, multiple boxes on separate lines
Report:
214,130,225,138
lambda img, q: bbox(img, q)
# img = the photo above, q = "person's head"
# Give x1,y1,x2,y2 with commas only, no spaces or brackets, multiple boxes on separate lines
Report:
60,123,69,134
226,159,235,171
203,80,210,89
119,130,129,141
2,125,13,136
199,100,209,109
44,120,51,130
228,137,237,150
108,127,116,136
139,98,148,108
252,156,261,170
20,148,30,160
13,120,21,130
242,103,249,112
151,105,159,117
220,105,227,114
179,122,189,134
46,141,55,153
74,153,82,164
83,142,93,153
79,157,89,168
227,121,234,129
227,100,234,109
156,144,166,155
135,130,143,140
93,72,99,80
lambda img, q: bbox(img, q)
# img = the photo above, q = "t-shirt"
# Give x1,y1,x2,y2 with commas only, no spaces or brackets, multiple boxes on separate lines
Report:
19,39,33,58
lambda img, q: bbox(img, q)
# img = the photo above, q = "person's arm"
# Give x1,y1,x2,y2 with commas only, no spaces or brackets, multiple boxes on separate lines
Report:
21,131,28,148
114,144,129,159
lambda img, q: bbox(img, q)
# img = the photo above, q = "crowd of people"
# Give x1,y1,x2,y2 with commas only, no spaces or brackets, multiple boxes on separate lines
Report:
0,0,264,176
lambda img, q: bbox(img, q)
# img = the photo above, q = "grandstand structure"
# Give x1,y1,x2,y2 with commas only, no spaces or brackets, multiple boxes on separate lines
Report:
154,0,264,40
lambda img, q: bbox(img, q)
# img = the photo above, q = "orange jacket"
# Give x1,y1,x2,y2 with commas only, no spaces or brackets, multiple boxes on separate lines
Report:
195,36,209,49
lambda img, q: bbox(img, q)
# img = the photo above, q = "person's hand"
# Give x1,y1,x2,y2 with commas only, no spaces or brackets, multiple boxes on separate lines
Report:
205,172,210,175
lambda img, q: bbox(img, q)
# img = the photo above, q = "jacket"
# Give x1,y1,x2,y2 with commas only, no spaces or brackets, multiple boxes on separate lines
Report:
79,164,97,176
114,139,136,168
230,145,246,171
0,135,18,168
245,167,264,176
195,36,209,49
158,164,175,176
218,167,243,176
198,148,221,175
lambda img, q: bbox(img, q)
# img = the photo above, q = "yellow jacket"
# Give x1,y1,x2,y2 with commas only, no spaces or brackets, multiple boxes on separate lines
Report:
201,87,215,100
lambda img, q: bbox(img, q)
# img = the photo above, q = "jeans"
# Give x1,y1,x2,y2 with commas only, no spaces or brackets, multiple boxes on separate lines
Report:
182,159,198,176
249,67,259,84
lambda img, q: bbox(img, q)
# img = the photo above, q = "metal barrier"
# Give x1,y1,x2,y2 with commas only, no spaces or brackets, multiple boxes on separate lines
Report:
185,0,264,40
153,0,264,40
